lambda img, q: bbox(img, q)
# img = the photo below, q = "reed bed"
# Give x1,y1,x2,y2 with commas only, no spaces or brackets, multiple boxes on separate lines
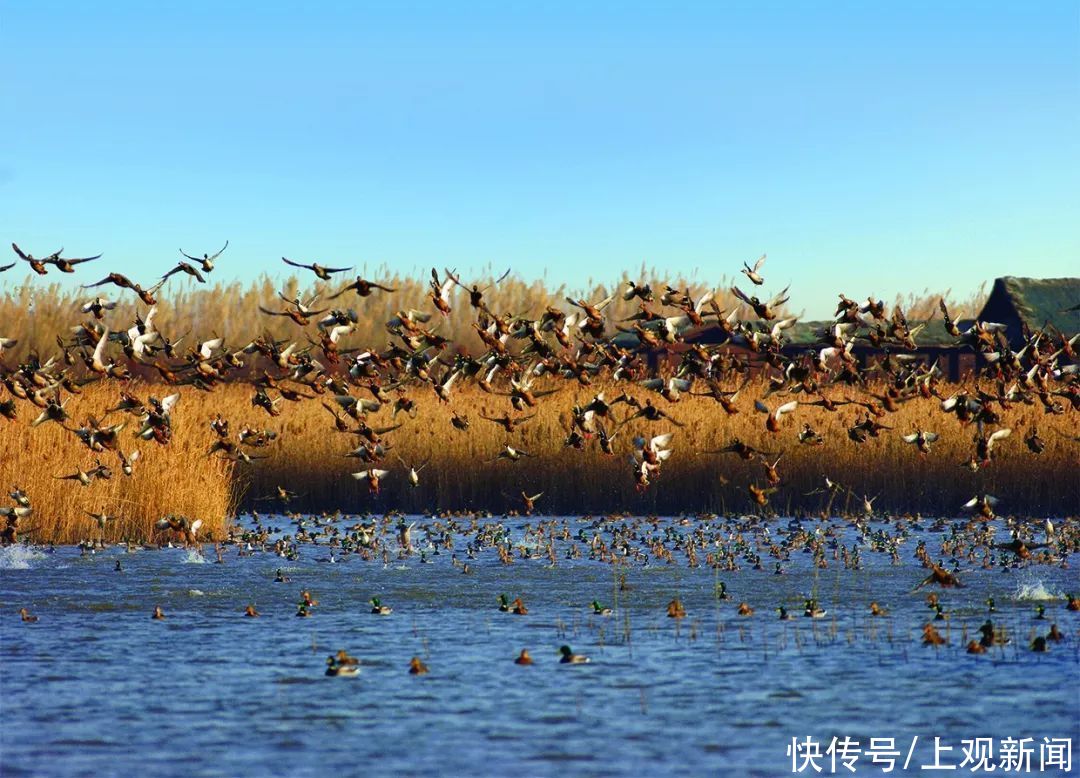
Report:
0,384,237,544
1,376,1073,545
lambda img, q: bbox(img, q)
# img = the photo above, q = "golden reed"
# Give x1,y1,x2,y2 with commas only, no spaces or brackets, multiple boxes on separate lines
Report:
0,377,1073,545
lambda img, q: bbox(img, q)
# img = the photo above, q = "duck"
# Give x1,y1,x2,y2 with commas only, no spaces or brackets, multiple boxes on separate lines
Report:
591,600,613,616
1031,636,1048,653
497,593,512,612
737,602,754,616
915,561,963,589
18,607,38,623
666,598,686,618
274,569,290,583
408,657,429,675
244,605,260,617
1047,624,1064,642
514,649,534,665
281,257,352,281
716,582,731,600
296,603,311,618
325,656,360,677
1035,604,1046,620
1068,594,1080,611
966,640,986,654
152,606,165,620
977,620,997,647
510,597,528,615
351,469,389,495
922,623,946,646
869,602,888,617
559,645,590,664
369,597,392,615
777,606,794,620
803,598,827,618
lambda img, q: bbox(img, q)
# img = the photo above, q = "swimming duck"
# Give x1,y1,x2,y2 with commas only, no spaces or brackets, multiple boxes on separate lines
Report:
274,569,290,583
301,591,319,607
408,657,429,675
296,603,311,618
985,596,996,614
244,605,260,617
666,598,686,618
869,602,888,617
370,597,392,615
922,623,946,646
1031,636,1048,653
591,600,613,616
716,582,731,600
514,649,534,665
1035,604,1046,620
1047,624,1064,642
966,640,986,654
737,602,754,616
152,606,165,620
1068,594,1080,611
777,606,794,620
803,598,827,618
498,593,512,612
18,608,38,623
325,656,359,677
559,645,590,664
510,597,528,615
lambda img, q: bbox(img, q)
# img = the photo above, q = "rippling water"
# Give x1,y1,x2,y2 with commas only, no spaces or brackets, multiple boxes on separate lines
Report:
2,516,1077,777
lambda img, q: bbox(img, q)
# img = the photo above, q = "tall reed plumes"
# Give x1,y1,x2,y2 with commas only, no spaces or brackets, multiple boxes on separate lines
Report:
1,267,987,361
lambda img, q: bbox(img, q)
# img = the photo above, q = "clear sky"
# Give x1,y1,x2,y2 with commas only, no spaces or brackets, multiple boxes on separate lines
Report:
1,1,1077,317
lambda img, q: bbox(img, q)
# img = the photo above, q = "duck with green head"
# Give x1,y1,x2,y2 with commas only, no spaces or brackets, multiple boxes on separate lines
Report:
559,645,589,664
498,593,511,612
591,600,612,616
370,597,392,615
325,656,359,677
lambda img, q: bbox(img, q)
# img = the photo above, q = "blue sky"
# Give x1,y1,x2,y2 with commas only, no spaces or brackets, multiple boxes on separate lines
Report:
1,1,1077,317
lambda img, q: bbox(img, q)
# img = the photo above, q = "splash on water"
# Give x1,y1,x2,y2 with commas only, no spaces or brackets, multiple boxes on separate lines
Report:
1013,580,1062,601
0,545,47,570
188,589,206,596
183,549,208,564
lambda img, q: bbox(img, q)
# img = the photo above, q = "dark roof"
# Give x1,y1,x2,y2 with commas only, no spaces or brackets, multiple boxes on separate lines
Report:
978,276,1080,338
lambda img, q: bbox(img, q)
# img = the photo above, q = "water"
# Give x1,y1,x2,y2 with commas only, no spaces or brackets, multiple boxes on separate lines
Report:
2,515,1077,777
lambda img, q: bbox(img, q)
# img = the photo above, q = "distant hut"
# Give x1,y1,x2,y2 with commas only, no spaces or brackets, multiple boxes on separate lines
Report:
975,276,1080,348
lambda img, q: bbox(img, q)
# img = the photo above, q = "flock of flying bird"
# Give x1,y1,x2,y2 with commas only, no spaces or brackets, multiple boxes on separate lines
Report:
1,242,1078,544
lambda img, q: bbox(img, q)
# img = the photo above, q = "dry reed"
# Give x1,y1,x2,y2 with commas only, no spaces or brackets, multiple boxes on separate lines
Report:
1,375,1073,545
